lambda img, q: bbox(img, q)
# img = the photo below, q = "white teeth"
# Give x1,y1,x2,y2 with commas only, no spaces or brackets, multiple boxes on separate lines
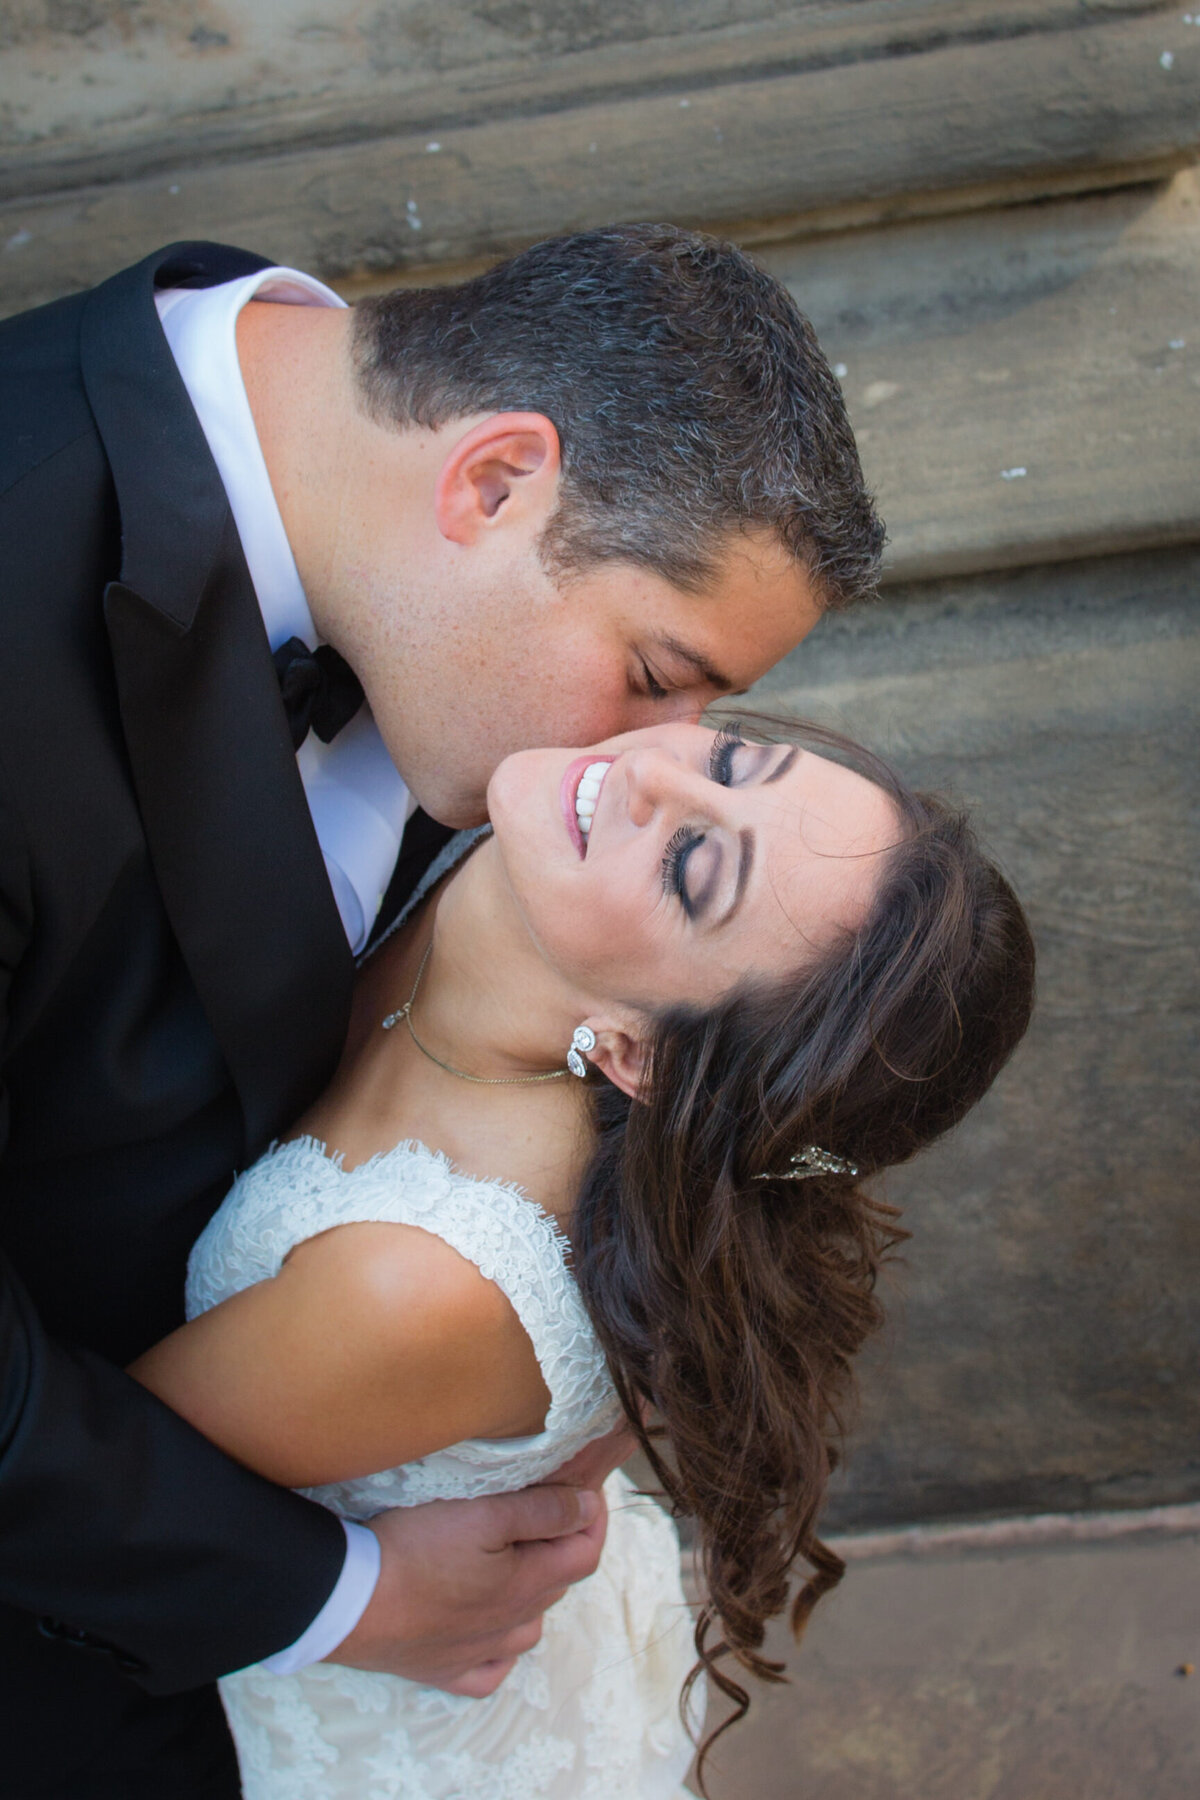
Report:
574,760,611,847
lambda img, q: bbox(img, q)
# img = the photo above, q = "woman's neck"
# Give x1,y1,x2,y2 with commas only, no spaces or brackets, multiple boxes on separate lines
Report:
299,835,591,1217
407,835,578,1081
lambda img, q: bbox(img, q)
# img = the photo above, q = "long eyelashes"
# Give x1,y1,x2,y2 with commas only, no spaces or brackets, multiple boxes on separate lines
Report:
660,724,744,909
661,825,704,916
640,659,668,700
709,723,743,784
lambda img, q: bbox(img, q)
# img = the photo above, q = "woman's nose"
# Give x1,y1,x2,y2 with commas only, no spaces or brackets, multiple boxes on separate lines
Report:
622,748,706,829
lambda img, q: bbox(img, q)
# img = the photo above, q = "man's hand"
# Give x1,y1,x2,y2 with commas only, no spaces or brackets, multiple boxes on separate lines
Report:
547,1422,638,1494
324,1483,605,1696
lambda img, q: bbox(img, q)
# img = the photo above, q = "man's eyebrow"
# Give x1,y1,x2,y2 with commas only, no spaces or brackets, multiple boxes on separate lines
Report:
716,828,754,928
762,746,799,784
652,633,736,694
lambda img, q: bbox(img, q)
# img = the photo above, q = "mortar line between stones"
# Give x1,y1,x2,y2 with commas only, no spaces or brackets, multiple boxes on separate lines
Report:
826,1501,1200,1562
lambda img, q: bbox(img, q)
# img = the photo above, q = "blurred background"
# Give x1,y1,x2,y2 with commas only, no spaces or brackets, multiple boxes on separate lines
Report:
3,4,1198,1794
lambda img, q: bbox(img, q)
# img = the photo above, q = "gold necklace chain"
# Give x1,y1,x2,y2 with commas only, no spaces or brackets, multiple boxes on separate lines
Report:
381,944,570,1086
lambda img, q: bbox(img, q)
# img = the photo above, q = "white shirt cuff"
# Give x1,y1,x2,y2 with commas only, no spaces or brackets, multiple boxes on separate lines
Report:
259,1520,381,1674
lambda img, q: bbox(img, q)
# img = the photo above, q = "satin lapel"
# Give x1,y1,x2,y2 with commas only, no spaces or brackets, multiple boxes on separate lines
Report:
81,244,353,1153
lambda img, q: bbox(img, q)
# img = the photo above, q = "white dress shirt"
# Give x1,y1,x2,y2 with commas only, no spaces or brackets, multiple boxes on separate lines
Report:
156,269,415,957
156,268,393,1672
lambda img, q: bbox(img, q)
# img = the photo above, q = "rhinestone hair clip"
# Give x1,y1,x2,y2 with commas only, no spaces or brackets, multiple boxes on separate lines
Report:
755,1145,860,1182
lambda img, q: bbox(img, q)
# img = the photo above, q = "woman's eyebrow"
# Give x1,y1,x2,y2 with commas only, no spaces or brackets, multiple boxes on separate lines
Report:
761,746,799,785
707,746,794,926
714,829,754,927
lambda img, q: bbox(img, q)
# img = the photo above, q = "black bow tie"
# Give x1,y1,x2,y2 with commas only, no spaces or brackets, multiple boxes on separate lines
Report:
273,637,365,751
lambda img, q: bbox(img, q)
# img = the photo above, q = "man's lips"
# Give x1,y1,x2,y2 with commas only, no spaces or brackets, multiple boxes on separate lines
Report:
559,755,616,859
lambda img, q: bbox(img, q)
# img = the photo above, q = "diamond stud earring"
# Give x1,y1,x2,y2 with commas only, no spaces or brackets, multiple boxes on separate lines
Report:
567,1024,596,1079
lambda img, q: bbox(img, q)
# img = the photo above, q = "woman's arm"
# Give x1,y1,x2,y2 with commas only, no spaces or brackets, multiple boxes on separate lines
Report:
128,1224,552,1489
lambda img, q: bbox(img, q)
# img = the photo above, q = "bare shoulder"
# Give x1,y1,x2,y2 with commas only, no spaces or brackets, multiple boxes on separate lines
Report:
130,1210,552,1490
284,1217,542,1395
283,1214,553,1439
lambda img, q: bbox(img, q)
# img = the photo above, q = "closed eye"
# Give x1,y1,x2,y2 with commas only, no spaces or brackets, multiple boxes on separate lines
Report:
638,659,669,701
661,824,703,914
707,723,743,785
661,726,745,911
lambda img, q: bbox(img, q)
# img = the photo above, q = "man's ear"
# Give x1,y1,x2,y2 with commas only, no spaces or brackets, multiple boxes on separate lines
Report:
581,1019,650,1102
434,413,561,544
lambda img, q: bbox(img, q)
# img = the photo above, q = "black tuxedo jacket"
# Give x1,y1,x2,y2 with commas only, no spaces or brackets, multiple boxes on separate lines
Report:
0,243,449,1789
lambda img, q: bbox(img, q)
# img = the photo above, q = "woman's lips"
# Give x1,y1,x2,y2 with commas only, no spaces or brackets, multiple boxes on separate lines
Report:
559,755,616,859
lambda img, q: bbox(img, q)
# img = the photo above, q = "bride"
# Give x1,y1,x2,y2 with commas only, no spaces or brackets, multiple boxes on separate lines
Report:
130,717,1034,1798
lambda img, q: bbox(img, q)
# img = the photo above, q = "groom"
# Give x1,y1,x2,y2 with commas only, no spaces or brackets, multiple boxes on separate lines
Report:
0,226,881,1796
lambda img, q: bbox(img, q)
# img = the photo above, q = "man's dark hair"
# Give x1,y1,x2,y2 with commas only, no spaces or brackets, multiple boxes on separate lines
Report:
352,224,884,606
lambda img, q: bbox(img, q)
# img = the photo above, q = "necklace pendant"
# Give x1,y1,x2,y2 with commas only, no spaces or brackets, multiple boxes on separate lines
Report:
381,1006,407,1031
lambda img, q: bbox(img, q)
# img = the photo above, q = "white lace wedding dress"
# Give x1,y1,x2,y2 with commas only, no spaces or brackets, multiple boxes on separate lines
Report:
186,1134,699,1799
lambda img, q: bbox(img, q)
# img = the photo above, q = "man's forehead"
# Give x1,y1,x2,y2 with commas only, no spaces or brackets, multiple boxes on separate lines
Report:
653,592,819,690
700,548,821,638
600,546,819,672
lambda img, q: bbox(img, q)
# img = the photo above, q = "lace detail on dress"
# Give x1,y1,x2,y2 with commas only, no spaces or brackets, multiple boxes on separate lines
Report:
186,1132,697,1799
187,1136,621,1512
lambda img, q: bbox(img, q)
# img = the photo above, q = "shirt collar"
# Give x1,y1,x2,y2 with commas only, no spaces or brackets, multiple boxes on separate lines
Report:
155,267,347,653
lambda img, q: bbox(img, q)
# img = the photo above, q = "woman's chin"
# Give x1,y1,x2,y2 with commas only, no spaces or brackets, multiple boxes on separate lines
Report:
488,746,565,825
485,754,551,870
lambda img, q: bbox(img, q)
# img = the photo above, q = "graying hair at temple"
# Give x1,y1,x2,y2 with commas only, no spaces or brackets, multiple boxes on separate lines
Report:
351,223,885,608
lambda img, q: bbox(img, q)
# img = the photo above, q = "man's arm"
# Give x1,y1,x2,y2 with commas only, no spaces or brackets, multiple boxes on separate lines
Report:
0,781,607,1701
0,775,349,1690
0,1256,351,1689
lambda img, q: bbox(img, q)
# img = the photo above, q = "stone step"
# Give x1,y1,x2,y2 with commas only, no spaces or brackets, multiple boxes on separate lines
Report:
4,1,1176,194
754,169,1200,583
694,1511,1200,1799
3,4,1200,318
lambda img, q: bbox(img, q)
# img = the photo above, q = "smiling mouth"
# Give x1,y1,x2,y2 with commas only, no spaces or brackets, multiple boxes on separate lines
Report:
572,760,614,856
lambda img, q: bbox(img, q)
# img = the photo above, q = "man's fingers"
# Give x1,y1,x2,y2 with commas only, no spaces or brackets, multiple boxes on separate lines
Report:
443,1614,546,1696
549,1424,637,1492
441,1657,519,1699
509,1508,605,1602
327,1486,607,1683
485,1481,603,1547
499,1617,544,1659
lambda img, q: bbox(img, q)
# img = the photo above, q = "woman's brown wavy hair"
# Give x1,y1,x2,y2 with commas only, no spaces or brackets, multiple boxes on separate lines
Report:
570,718,1036,1785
